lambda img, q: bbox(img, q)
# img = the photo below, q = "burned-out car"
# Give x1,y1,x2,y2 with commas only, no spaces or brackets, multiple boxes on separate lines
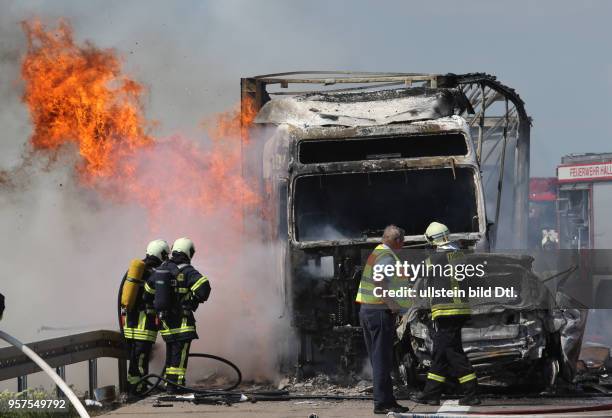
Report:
396,252,587,389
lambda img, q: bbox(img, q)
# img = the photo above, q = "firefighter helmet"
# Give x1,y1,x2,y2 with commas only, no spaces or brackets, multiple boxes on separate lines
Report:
425,222,451,246
146,239,170,261
172,237,196,259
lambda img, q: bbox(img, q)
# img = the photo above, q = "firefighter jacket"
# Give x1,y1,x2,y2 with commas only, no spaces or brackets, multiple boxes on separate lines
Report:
123,255,162,342
424,248,471,320
355,244,412,310
144,254,211,342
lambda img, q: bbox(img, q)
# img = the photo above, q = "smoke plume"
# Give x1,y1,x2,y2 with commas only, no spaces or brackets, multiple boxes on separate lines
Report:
0,17,289,391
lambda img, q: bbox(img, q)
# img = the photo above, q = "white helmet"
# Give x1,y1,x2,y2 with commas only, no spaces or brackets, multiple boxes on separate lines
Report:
146,239,170,260
172,237,196,260
425,222,451,246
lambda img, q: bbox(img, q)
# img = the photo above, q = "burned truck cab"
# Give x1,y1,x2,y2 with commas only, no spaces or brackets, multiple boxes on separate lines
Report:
256,88,486,375
242,72,531,377
289,117,486,248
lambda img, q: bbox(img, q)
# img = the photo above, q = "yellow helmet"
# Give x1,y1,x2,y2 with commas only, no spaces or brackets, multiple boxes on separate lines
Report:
172,237,196,260
425,222,450,246
146,239,170,260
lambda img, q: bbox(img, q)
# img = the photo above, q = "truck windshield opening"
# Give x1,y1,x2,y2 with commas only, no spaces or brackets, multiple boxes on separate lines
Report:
293,168,478,241
299,133,468,164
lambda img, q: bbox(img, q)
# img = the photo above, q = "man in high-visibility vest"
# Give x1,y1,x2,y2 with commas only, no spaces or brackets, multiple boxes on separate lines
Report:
355,225,410,415
411,222,480,406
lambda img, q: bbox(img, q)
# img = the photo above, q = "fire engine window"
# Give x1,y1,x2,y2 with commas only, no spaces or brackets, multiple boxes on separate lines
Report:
293,168,478,241
298,133,468,164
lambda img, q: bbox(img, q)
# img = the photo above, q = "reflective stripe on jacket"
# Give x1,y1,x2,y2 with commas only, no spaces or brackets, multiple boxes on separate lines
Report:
425,250,471,319
124,309,158,342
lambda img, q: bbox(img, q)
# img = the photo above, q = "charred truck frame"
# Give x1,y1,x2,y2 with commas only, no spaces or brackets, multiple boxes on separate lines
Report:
240,72,531,378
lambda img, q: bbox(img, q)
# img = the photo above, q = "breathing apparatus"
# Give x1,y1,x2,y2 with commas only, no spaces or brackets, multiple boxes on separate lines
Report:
120,259,146,313
152,238,195,320
152,268,175,320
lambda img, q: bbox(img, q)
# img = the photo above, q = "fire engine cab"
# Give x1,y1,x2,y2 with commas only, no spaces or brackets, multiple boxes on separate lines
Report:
529,153,612,250
557,153,612,250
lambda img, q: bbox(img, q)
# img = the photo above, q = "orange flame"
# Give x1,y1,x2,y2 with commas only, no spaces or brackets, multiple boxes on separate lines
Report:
20,19,260,223
207,98,258,143
21,19,153,182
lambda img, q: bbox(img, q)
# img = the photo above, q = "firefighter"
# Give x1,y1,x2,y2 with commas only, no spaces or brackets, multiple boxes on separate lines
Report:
144,237,211,393
121,239,170,395
0,292,5,321
355,225,410,414
411,222,480,406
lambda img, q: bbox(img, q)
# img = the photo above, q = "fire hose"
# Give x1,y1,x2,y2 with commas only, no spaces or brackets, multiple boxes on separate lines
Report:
0,329,90,418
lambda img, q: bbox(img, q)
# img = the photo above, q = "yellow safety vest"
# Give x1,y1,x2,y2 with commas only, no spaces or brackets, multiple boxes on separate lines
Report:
355,244,412,309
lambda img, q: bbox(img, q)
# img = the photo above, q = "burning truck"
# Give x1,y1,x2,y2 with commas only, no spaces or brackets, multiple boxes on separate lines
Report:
240,72,585,387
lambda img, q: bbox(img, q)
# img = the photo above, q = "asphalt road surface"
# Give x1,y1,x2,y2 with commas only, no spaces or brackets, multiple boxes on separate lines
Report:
102,396,612,417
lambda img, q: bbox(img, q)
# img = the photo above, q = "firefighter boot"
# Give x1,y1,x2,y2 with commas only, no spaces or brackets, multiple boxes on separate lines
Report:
459,379,481,406
410,380,442,406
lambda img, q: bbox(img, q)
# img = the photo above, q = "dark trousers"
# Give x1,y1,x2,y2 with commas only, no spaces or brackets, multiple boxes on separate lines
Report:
127,340,153,394
424,316,477,397
164,340,191,386
360,307,396,407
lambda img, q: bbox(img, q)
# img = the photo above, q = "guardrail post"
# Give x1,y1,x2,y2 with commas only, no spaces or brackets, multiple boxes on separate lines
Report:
56,366,66,398
88,359,98,398
118,357,128,394
17,375,27,392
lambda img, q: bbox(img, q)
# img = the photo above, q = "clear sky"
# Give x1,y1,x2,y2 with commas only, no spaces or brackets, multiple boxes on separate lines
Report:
2,0,611,176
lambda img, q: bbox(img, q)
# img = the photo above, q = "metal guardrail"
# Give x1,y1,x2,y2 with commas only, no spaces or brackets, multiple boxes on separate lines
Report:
0,330,127,397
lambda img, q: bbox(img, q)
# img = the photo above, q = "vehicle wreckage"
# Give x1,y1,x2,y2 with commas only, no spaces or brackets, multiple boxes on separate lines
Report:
240,72,587,388
396,252,587,389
